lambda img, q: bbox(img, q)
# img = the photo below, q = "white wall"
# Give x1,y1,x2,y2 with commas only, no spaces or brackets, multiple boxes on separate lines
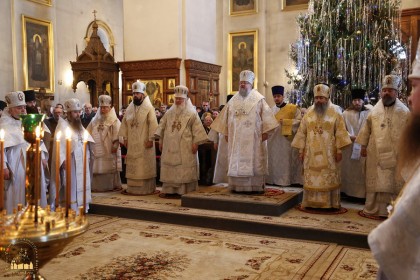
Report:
265,0,301,106
123,0,181,61
0,1,14,96
123,0,217,85
185,0,217,64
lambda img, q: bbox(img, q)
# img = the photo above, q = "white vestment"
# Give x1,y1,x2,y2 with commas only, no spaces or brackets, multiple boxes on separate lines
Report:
208,129,228,184
87,107,122,192
368,161,420,280
155,101,208,194
266,103,303,186
341,108,370,198
0,111,49,214
49,118,94,212
211,90,279,192
119,96,158,194
356,99,410,216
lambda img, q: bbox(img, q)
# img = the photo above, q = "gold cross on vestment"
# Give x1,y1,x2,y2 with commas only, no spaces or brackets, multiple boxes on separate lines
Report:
97,124,104,132
130,119,139,129
172,121,181,132
314,125,323,135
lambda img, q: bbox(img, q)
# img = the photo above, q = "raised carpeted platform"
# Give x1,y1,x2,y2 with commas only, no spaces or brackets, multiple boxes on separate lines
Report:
88,185,382,249
181,186,302,216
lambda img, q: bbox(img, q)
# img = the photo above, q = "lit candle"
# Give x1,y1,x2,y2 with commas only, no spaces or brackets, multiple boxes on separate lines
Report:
83,130,88,215
55,131,62,208
0,129,4,211
35,125,41,223
65,127,72,218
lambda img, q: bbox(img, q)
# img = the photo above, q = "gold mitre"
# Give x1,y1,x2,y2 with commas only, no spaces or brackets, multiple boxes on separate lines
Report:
64,98,82,112
313,84,330,98
174,85,188,98
239,70,255,84
381,74,401,91
98,95,112,107
132,81,146,94
5,91,26,108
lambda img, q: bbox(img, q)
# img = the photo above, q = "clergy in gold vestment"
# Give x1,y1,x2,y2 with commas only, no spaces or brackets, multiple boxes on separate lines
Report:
356,74,410,217
87,95,122,192
119,81,159,195
368,57,420,280
266,85,303,186
155,85,208,196
211,70,279,193
292,84,351,209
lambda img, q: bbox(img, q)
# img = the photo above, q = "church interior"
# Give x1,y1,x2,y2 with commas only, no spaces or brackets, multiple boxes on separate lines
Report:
1,0,420,279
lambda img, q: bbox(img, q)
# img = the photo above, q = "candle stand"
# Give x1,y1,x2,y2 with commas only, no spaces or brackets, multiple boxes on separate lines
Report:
0,114,88,279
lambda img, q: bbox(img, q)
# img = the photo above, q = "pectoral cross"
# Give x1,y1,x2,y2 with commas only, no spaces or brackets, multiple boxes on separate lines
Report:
130,119,139,129
314,125,323,135
97,124,104,132
172,121,181,132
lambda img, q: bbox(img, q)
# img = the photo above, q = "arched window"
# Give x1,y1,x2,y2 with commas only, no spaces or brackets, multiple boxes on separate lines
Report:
84,20,115,56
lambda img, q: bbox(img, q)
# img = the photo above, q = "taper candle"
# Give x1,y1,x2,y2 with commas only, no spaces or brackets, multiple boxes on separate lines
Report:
0,129,4,211
65,127,72,218
35,126,41,223
55,131,62,208
83,130,88,215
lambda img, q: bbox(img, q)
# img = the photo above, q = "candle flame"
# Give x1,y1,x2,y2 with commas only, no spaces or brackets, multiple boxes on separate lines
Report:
83,130,89,142
0,129,4,141
56,130,62,141
65,127,72,139
35,125,41,138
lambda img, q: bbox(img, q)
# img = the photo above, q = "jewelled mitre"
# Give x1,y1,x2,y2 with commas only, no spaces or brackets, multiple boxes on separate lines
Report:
381,74,401,91
98,95,112,107
5,91,26,108
239,70,255,84
313,84,330,98
409,38,420,80
174,85,188,98
64,98,81,112
132,81,146,93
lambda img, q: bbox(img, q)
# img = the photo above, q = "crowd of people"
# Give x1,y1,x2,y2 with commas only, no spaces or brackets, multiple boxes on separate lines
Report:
1,59,420,278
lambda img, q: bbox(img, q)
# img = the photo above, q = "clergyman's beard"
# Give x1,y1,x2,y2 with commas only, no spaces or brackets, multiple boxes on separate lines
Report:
239,87,250,97
314,102,328,116
26,106,39,114
68,117,83,132
175,102,186,114
133,96,143,106
398,114,420,170
382,96,395,106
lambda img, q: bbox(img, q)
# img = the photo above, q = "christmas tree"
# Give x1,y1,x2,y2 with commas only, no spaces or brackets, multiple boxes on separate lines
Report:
286,0,409,108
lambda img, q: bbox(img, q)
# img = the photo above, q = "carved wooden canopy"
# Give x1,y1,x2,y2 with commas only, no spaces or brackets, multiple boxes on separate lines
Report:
70,18,119,110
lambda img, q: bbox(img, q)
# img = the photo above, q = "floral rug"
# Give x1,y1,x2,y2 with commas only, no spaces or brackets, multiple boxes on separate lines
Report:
0,215,378,279
184,186,289,203
91,186,382,235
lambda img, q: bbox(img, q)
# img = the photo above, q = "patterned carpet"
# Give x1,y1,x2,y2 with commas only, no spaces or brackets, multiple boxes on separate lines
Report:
1,215,378,279
91,185,382,235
